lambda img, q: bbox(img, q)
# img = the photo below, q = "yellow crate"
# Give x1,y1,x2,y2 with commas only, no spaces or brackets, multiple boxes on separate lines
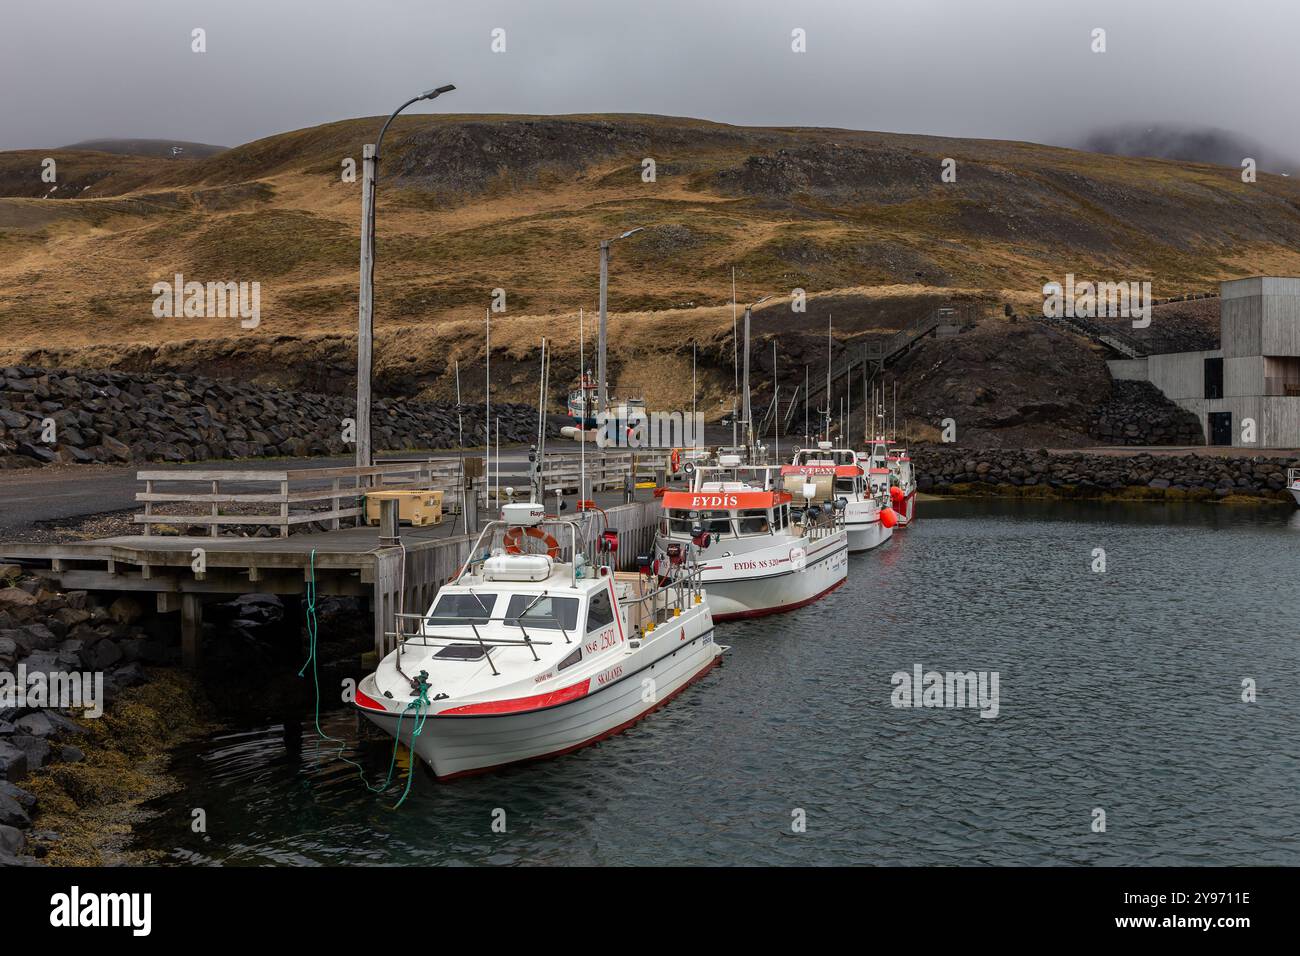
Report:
365,489,444,527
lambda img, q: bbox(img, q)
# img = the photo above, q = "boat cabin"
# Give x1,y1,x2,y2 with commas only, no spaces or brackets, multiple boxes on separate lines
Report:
779,463,865,502
658,488,795,541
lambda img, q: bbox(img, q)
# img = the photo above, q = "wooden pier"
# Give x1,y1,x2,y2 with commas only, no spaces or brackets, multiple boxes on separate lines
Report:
0,455,672,666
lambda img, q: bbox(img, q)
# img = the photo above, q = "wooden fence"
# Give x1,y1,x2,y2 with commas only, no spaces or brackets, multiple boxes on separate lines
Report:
135,462,451,538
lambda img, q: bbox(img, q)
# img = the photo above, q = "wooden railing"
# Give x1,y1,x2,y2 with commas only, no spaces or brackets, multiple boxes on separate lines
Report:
135,462,453,538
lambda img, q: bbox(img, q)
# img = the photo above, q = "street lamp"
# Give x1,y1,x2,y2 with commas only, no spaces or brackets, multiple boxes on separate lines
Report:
742,294,773,453
597,226,646,415
356,84,456,471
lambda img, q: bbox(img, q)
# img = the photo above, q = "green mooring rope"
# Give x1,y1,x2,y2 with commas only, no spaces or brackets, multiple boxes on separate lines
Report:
298,547,430,808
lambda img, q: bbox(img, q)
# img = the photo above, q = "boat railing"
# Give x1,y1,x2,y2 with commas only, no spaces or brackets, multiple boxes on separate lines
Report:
387,611,572,676
456,513,592,587
1288,467,1300,486
619,568,704,635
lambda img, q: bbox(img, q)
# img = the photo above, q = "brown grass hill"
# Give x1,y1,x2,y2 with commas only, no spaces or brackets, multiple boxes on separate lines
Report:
2,113,1299,443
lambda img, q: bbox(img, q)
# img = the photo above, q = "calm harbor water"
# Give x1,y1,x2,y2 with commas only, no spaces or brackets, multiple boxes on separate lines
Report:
137,499,1300,865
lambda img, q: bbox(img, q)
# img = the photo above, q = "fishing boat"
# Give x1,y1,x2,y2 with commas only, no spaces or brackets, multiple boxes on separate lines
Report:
786,441,895,552
565,369,599,429
655,456,849,619
1288,467,1300,505
865,435,918,528
355,502,722,780
886,444,918,526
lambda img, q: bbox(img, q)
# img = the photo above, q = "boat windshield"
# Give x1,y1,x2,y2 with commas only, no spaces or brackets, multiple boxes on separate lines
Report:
503,593,580,630
426,591,498,625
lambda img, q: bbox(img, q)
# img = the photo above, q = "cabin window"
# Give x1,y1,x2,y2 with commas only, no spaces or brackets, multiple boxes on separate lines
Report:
586,590,615,631
834,477,857,494
698,510,734,536
557,646,583,672
667,508,696,536
736,509,771,535
504,594,580,631
426,592,497,626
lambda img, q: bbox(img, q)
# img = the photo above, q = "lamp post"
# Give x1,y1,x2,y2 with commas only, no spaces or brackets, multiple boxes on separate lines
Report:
356,84,456,472
741,294,773,455
596,227,645,415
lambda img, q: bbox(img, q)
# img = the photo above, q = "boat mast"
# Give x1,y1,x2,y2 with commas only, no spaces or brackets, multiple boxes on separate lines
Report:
731,268,738,451
824,313,832,442
772,339,779,463
579,309,586,502
742,302,752,457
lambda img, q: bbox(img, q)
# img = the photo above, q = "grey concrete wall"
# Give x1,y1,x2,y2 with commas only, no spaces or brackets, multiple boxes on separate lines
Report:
1148,349,1220,400
1106,358,1149,381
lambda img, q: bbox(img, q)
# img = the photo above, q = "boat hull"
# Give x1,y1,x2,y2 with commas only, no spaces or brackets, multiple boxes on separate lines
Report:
1290,486,1300,506
846,518,893,552
360,627,722,780
895,489,917,526
701,533,849,620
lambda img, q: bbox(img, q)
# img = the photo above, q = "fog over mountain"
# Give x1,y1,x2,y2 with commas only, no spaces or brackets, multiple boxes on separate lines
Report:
1079,124,1295,175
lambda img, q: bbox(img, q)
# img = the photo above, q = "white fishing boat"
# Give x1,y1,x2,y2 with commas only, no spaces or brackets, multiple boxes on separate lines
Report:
655,457,849,619
785,441,896,552
356,502,722,780
1288,467,1300,505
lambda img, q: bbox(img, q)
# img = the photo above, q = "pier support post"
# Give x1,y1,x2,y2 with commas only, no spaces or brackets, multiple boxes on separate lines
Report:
181,593,203,669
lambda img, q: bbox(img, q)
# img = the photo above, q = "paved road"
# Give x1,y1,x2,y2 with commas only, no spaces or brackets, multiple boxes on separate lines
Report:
0,450,537,534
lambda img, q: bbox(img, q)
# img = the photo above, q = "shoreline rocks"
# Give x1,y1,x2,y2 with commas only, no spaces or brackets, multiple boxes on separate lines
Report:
1,568,176,865
0,365,548,469
912,445,1297,501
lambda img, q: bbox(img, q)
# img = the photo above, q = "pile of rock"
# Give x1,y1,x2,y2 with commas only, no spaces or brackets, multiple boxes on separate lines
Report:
0,366,545,469
911,446,1297,500
0,564,169,864
1090,380,1204,445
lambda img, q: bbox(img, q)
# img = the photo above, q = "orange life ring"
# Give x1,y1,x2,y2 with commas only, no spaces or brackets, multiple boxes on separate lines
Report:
671,448,682,473
503,525,561,558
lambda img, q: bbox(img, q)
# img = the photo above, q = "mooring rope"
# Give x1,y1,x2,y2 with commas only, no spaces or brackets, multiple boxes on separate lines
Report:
297,547,429,808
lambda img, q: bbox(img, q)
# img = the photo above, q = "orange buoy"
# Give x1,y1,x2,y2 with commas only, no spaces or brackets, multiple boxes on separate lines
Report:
889,486,904,504
880,507,898,528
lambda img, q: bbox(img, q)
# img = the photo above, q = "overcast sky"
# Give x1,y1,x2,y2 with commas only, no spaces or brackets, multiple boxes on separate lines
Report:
1,0,1295,161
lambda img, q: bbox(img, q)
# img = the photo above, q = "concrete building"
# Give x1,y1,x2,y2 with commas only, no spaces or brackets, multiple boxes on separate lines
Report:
1109,277,1300,447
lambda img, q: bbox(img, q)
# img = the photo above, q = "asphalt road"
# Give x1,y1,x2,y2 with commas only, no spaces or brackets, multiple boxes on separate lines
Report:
0,450,538,534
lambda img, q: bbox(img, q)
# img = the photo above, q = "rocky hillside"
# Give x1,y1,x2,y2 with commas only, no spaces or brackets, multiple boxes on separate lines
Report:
2,113,1299,439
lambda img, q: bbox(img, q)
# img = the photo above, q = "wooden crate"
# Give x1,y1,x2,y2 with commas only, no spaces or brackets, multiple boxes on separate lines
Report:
364,489,444,527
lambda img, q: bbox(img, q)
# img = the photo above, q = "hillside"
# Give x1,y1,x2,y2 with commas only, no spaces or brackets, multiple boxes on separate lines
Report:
2,113,1299,442
61,138,229,160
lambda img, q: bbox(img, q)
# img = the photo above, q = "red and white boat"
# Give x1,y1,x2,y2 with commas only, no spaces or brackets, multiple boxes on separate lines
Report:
355,503,722,780
786,441,896,552
655,457,849,620
866,436,918,528
1288,467,1300,506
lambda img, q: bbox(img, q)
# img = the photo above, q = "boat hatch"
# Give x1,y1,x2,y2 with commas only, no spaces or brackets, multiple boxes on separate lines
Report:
434,643,489,661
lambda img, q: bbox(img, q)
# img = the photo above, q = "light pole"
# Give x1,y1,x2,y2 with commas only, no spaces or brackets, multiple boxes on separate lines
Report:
356,84,456,472
597,227,644,415
741,294,773,455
